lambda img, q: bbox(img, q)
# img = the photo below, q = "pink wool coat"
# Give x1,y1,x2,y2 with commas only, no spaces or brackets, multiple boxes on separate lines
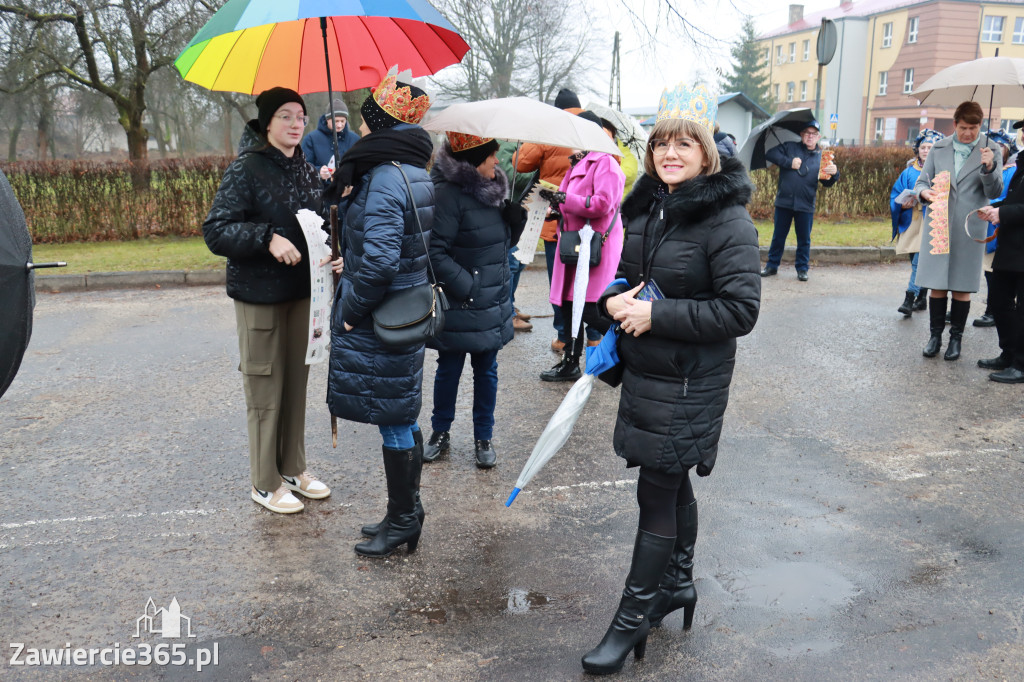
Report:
549,151,626,305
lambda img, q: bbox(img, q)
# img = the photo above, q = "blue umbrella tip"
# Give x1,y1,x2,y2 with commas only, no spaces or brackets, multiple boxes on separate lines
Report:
505,488,522,507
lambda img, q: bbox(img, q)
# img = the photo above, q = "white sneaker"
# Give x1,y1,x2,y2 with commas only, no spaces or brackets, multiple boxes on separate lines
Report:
251,485,304,513
282,472,331,499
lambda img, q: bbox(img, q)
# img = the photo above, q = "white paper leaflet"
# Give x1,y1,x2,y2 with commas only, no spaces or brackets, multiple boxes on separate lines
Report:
296,208,332,365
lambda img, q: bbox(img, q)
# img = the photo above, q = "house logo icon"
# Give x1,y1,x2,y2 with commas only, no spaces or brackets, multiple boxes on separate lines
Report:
134,598,196,639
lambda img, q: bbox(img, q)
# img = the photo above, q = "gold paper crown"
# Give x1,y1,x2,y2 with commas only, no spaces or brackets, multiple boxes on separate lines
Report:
446,132,494,153
656,83,717,131
372,72,431,125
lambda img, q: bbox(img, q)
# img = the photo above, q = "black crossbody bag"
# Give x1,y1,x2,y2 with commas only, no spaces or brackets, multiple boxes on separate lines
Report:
558,199,620,268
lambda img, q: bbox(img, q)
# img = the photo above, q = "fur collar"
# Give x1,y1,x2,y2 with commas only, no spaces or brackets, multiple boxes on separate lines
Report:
622,156,753,225
434,145,509,207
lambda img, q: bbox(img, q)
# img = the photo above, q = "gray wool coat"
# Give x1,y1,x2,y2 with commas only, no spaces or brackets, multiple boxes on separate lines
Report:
913,135,1003,292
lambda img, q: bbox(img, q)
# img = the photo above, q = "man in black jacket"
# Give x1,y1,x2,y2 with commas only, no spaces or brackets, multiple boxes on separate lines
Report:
761,121,839,281
977,120,1024,383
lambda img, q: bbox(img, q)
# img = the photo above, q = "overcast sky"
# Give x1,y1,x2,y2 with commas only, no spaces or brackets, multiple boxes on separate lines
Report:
592,0,837,109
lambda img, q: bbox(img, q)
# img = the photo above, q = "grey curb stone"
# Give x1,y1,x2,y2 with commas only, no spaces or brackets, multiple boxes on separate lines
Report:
35,269,225,294
757,245,901,265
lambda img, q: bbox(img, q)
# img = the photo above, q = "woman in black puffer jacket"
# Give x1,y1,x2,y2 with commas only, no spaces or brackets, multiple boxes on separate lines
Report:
203,88,331,516
420,133,525,469
581,100,761,675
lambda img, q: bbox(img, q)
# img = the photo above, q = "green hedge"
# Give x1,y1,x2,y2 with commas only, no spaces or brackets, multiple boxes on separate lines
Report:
3,146,916,243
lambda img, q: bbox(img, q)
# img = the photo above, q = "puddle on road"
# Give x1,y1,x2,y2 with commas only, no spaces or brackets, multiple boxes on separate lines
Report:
719,561,856,614
402,587,553,624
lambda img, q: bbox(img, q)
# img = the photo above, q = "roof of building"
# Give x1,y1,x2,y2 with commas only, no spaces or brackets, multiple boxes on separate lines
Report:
719,92,772,120
760,0,925,39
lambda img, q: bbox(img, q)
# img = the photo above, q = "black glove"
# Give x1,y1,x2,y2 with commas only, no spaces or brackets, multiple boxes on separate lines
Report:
547,206,562,223
538,189,566,206
323,176,349,206
501,199,528,247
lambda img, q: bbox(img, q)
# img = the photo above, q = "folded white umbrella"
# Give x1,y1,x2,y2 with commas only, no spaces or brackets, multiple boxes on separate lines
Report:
422,97,619,155
584,101,648,166
912,56,1024,108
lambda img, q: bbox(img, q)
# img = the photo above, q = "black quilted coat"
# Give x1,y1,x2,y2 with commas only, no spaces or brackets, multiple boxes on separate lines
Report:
427,145,514,354
599,157,761,476
203,121,324,303
326,131,435,426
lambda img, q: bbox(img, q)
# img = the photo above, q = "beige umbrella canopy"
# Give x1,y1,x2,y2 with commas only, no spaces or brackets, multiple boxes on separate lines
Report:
912,56,1024,108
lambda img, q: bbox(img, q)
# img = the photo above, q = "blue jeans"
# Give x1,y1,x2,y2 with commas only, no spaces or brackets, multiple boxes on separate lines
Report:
508,247,524,308
907,252,920,294
544,240,564,335
767,207,814,272
430,350,499,440
378,423,420,450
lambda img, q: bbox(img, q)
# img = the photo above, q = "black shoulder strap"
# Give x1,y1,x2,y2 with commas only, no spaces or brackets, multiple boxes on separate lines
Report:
391,161,439,286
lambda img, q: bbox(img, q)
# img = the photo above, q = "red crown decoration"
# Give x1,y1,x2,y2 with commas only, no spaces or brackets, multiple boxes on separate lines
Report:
372,72,431,125
447,132,494,153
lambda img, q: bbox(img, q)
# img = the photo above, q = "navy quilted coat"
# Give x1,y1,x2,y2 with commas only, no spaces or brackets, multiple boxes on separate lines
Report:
327,140,435,426
599,158,761,476
427,145,513,354
203,121,324,304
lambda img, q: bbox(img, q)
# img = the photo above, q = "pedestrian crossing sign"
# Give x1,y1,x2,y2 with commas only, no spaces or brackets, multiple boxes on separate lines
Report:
829,113,839,123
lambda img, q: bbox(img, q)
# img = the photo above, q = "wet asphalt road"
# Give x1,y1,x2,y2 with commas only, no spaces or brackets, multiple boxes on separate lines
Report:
2,263,1023,681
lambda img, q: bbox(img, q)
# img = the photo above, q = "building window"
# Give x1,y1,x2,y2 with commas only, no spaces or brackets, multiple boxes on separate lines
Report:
882,22,893,48
800,80,807,100
763,48,771,65
982,16,1004,43
776,45,784,64
789,42,796,62
875,118,884,140
1013,17,1024,44
903,68,914,94
786,82,795,102
774,84,780,102
802,39,810,60
907,17,919,43
878,72,888,96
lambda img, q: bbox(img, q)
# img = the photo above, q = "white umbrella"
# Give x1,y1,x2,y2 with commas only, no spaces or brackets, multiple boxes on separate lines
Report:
422,97,619,155
912,56,1024,108
569,223,594,344
584,101,648,166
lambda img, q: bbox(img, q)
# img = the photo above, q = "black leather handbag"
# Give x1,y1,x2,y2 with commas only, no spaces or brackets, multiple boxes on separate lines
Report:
558,204,620,268
371,162,448,348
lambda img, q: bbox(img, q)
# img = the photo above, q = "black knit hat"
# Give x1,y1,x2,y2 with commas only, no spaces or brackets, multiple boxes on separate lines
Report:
450,138,500,168
577,110,602,128
256,87,306,134
554,88,581,110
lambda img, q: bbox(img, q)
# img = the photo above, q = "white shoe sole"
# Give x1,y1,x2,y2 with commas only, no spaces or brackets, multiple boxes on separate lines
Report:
251,489,304,513
282,479,331,500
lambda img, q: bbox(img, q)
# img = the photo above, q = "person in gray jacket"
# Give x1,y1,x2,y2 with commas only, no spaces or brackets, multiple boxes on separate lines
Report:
915,101,1003,361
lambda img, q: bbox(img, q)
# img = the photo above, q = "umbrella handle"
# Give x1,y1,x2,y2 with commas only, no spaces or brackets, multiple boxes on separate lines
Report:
505,487,521,507
26,262,67,270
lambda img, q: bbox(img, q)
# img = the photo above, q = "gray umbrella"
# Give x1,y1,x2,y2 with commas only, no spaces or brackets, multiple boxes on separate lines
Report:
0,169,65,399
737,107,817,170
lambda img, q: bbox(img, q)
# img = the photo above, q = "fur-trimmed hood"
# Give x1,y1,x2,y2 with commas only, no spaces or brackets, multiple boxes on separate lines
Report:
622,156,753,225
433,144,508,207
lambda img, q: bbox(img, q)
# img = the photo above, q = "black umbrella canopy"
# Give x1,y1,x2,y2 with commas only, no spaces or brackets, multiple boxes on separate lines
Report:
0,168,33,398
738,108,818,171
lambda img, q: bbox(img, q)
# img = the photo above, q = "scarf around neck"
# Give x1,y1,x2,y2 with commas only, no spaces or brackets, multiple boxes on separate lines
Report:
335,125,433,188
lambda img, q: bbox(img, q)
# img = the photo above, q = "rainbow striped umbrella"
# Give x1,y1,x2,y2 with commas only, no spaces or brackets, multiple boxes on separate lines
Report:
174,0,470,94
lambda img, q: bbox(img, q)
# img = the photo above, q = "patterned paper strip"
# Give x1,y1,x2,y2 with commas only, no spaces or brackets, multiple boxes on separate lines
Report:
927,171,951,255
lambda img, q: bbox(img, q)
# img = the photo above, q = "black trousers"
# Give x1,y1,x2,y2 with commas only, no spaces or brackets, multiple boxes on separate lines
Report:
561,300,610,360
636,467,694,536
990,269,1024,369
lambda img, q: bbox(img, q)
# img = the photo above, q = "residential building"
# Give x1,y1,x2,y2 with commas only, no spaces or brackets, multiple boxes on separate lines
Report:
758,0,1024,145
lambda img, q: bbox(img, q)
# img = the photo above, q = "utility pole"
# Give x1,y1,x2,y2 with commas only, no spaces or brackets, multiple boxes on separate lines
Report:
609,31,621,110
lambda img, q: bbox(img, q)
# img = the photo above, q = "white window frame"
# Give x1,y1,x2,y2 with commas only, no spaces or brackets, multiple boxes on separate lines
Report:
878,72,888,96
903,68,914,94
800,80,807,100
982,16,1004,43
882,22,893,48
774,84,780,102
789,42,796,63
786,82,795,102
802,39,810,61
776,45,785,64
907,17,919,43
764,47,771,65
1013,17,1024,44
875,118,884,139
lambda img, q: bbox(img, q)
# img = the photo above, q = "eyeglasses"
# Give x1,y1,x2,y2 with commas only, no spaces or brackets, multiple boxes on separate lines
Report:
274,113,309,127
650,138,695,156
801,130,820,137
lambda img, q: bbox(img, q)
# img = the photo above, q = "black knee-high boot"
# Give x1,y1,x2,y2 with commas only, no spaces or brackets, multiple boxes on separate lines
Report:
581,530,674,675
648,500,698,629
923,296,948,357
945,299,971,361
355,446,422,557
361,431,424,538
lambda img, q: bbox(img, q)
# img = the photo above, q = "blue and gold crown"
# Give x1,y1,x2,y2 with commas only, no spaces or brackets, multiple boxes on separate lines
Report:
656,83,717,131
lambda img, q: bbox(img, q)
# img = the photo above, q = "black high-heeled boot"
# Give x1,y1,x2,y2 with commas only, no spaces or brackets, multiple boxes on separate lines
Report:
581,530,674,675
355,445,422,558
923,296,947,357
362,431,424,538
944,299,970,361
648,500,698,629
